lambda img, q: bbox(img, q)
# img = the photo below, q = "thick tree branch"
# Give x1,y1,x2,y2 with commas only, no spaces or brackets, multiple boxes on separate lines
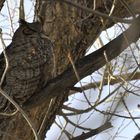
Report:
24,15,140,109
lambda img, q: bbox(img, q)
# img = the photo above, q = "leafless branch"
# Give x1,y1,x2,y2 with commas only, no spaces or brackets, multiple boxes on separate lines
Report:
61,111,93,131
70,122,112,140
61,84,123,116
69,71,140,95
55,121,72,140
122,98,140,130
0,110,18,116
68,53,92,106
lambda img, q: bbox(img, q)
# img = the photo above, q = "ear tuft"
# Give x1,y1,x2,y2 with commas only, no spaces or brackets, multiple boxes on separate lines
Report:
19,19,27,25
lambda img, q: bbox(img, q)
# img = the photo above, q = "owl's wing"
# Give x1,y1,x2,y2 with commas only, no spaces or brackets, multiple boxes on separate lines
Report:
0,29,55,112
1,36,53,106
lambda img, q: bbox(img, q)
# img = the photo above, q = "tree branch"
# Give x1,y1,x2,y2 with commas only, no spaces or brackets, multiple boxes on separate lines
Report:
70,122,112,140
24,15,140,109
69,71,140,95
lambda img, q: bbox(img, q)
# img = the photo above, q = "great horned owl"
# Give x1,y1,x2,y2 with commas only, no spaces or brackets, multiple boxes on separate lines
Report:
0,20,55,112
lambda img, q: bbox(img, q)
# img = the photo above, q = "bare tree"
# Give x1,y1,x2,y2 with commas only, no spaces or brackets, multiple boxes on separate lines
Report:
0,0,140,140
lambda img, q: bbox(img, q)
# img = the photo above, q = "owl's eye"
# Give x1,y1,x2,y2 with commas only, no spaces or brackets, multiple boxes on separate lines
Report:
23,28,34,35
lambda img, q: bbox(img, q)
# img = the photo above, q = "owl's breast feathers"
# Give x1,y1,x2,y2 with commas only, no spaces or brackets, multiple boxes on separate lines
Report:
0,24,55,111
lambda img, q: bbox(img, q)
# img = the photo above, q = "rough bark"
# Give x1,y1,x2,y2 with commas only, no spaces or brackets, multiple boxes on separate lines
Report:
0,0,140,140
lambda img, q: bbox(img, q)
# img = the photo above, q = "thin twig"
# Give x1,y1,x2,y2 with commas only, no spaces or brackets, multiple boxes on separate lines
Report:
63,101,140,119
94,107,140,120
70,122,112,140
63,85,122,116
108,0,117,16
57,121,72,140
0,29,9,86
68,53,92,107
61,111,92,131
38,99,54,135
0,110,18,116
69,70,140,96
6,1,15,34
122,98,140,130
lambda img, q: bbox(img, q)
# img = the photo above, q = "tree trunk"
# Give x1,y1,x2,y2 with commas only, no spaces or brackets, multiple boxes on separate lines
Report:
0,0,139,140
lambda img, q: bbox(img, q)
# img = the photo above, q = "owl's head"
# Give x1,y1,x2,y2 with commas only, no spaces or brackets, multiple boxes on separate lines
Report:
12,19,43,41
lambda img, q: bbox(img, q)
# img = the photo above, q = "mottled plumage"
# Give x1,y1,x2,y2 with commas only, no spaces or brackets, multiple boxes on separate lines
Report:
0,20,55,112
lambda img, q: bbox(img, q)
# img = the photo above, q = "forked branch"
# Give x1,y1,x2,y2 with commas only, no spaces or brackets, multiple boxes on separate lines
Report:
24,15,140,109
